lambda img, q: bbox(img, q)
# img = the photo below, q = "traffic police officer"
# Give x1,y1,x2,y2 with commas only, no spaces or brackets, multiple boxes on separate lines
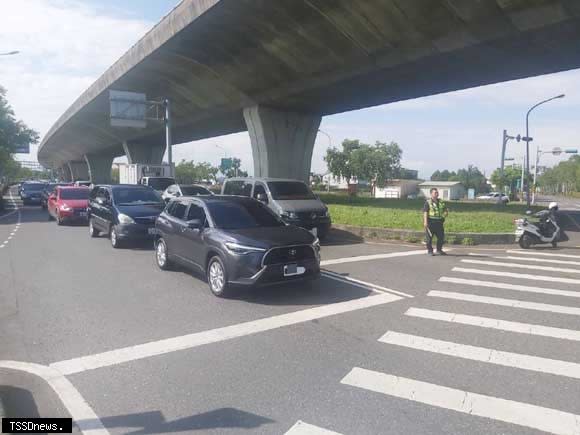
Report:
423,188,448,256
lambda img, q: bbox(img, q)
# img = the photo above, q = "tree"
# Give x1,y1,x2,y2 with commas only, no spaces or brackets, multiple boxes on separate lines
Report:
431,169,456,181
175,160,219,184
539,155,580,194
490,166,522,196
220,157,248,178
0,86,39,182
324,139,402,187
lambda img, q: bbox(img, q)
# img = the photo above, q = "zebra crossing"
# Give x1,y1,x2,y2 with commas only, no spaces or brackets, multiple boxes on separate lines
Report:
288,249,580,435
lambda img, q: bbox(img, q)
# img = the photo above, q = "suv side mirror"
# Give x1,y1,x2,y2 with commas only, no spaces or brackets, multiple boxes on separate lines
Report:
187,219,202,230
256,193,268,203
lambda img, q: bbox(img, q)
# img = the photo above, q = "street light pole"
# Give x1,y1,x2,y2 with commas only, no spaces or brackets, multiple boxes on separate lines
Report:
524,94,565,209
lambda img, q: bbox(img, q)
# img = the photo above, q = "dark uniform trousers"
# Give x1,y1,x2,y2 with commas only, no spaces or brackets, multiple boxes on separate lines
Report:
426,219,445,253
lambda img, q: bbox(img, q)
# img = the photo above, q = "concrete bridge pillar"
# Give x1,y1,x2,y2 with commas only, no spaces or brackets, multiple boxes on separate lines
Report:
122,141,166,165
84,153,115,184
67,161,90,182
58,166,72,182
243,106,322,182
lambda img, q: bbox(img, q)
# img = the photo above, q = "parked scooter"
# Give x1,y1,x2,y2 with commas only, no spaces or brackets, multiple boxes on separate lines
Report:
514,202,568,249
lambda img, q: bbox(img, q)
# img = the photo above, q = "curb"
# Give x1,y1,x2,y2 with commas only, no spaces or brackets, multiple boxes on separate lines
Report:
0,392,6,418
331,223,514,245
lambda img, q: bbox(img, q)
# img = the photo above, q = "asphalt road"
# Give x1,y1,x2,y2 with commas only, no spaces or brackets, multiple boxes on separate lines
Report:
1,187,580,435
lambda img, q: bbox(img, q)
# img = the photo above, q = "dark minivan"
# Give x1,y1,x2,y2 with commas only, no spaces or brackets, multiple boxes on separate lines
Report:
88,184,165,248
155,195,320,297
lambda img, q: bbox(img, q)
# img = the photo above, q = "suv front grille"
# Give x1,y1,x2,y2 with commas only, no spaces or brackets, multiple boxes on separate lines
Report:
262,245,315,266
296,211,325,221
133,216,157,225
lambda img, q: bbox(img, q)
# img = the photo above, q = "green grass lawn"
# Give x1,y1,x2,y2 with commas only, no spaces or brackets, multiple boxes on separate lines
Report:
318,193,540,233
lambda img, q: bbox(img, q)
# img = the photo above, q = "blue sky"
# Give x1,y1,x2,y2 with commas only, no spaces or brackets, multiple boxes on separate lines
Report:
3,0,579,179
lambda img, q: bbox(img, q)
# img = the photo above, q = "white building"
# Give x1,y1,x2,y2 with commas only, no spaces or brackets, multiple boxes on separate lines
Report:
374,179,421,199
419,181,466,200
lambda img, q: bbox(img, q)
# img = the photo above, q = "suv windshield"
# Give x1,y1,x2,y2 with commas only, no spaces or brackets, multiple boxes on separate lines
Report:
113,188,162,205
207,200,283,230
267,181,315,200
22,183,45,192
147,178,175,191
60,189,89,200
181,186,211,196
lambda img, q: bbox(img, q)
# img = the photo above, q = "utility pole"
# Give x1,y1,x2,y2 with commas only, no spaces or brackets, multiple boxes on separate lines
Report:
164,99,173,177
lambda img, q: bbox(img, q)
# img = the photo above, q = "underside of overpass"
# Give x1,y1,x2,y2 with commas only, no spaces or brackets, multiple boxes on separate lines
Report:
39,0,580,182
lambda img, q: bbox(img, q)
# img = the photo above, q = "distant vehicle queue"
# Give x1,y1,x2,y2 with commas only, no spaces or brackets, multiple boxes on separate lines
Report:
18,177,328,297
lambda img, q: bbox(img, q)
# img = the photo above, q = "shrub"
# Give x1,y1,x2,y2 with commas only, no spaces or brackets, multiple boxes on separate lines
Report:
461,237,475,246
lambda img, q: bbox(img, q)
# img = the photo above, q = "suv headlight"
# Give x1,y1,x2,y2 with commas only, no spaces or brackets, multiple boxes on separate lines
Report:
225,242,266,255
322,208,330,217
118,213,135,224
281,211,298,219
60,204,72,211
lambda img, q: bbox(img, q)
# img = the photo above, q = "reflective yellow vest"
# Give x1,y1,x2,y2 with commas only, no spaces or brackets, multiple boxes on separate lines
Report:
428,199,446,220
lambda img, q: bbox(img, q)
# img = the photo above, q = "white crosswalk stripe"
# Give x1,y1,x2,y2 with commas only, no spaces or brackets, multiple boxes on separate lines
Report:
439,276,580,298
285,421,343,435
472,254,580,267
341,368,580,435
405,307,580,341
506,250,580,259
428,290,580,315
379,330,580,379
453,267,580,285
461,258,580,275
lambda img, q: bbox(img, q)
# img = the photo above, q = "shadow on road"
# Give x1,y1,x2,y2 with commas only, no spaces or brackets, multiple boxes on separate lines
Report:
77,408,275,434
0,385,42,421
322,228,364,246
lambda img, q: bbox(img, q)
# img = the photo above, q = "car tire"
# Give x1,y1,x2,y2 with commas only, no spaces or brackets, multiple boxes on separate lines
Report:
89,218,99,238
56,213,63,226
155,238,172,270
518,234,533,249
207,255,230,298
110,225,123,249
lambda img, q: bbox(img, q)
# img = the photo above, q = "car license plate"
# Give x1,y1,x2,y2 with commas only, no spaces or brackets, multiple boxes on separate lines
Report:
284,264,305,277
310,227,318,237
148,228,157,235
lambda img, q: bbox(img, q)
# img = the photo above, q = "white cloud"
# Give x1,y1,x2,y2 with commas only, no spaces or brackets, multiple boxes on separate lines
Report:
1,0,153,160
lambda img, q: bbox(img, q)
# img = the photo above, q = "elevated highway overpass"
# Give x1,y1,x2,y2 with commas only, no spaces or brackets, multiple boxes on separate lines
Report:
38,0,580,183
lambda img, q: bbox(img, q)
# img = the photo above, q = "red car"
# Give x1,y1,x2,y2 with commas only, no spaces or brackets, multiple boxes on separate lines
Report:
47,186,90,225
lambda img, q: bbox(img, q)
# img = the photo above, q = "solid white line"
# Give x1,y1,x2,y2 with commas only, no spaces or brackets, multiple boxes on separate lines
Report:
507,250,580,259
0,361,109,434
285,421,343,435
320,249,425,266
428,291,580,316
321,270,413,298
453,267,580,285
341,367,580,435
474,254,580,267
405,307,580,342
440,276,580,299
379,331,580,379
51,293,402,375
461,259,580,275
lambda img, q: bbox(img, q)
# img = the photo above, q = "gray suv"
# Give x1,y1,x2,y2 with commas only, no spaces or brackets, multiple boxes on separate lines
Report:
221,178,331,239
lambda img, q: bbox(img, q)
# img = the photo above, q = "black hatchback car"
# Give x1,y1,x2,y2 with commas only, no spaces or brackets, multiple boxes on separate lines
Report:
155,195,320,297
88,184,165,248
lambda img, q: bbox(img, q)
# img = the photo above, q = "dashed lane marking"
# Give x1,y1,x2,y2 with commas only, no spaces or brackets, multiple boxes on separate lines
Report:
341,368,580,435
405,307,580,342
379,331,580,379
453,267,580,285
439,276,580,299
428,291,580,316
50,292,403,375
